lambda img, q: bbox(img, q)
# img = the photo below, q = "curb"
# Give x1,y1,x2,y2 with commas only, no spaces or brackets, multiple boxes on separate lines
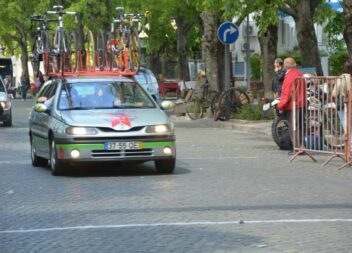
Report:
171,115,272,136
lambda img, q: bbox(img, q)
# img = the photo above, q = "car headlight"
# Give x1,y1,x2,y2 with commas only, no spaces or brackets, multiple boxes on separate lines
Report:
146,124,171,133
65,127,98,135
0,101,10,110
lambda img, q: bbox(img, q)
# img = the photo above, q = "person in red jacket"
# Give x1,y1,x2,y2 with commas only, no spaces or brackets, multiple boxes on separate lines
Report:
277,57,306,153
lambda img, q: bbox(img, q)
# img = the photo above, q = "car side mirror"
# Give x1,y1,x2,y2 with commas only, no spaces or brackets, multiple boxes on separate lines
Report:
34,103,49,113
160,100,175,110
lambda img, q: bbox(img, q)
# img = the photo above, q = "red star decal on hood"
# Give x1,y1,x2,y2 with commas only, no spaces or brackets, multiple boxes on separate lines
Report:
106,112,137,128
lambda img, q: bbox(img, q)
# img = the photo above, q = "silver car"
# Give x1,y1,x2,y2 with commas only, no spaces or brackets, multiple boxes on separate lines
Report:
0,77,12,126
29,75,176,175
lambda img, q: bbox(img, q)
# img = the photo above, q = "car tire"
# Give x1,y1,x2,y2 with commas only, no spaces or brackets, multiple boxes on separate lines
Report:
3,110,12,127
30,137,48,167
50,139,65,176
155,158,175,174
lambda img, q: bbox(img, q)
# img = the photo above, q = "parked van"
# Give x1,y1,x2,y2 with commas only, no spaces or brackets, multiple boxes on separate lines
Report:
134,68,160,103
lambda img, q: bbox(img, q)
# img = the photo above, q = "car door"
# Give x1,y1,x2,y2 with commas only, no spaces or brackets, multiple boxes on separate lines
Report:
31,80,58,155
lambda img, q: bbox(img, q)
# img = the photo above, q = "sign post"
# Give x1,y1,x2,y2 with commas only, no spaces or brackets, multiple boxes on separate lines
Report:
217,22,239,90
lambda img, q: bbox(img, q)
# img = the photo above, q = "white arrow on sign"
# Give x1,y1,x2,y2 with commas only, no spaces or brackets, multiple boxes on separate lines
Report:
223,26,237,42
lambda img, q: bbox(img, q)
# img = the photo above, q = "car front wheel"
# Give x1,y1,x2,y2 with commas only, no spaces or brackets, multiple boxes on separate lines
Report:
30,136,48,166
155,158,175,174
3,110,12,127
50,139,65,176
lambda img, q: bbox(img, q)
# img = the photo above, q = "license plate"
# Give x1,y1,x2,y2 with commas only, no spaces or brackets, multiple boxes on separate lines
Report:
104,141,142,150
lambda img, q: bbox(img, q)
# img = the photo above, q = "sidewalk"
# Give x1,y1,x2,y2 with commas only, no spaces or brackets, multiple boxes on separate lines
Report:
171,115,272,136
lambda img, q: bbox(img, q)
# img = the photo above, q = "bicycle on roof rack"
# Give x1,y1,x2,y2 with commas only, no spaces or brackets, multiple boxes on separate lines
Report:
45,5,81,74
106,6,142,73
30,15,57,75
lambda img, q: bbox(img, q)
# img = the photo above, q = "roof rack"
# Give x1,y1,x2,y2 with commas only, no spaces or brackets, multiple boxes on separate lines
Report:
41,49,139,78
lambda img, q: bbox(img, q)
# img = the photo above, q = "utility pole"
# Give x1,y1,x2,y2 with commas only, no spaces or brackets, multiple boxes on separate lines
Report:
245,15,251,90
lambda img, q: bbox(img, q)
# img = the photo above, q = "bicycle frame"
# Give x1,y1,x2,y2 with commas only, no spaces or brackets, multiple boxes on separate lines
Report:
46,6,78,54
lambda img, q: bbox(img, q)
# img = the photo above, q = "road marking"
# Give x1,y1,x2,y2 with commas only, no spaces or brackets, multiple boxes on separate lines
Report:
0,161,29,165
179,157,257,160
1,219,352,234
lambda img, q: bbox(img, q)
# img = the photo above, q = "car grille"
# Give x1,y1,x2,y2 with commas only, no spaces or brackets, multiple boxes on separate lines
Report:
91,149,154,158
97,126,145,132
73,136,169,141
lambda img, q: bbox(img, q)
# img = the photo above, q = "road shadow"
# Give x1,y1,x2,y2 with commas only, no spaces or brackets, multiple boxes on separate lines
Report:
50,162,191,178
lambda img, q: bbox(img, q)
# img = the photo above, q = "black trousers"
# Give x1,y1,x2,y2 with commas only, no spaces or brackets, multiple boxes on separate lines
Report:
286,109,305,148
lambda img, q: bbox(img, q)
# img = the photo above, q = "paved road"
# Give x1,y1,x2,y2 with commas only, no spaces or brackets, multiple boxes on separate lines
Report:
1,100,352,252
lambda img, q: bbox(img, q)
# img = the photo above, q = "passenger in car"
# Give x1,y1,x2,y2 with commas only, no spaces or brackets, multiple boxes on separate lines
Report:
37,95,55,108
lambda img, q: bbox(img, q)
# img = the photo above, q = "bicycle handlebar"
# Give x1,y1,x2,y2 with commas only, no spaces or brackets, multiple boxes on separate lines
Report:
45,10,79,16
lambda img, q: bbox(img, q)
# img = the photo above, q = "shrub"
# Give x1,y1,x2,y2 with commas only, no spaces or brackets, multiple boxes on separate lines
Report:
250,53,262,80
235,104,275,120
329,48,348,75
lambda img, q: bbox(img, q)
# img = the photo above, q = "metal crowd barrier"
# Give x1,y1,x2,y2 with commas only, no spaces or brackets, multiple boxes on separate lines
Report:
289,75,351,170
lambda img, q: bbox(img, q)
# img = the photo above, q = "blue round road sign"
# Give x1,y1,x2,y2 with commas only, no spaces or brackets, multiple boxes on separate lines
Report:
217,22,239,45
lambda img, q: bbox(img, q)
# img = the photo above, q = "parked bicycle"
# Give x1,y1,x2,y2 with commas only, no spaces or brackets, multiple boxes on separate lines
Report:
212,87,250,121
185,83,217,120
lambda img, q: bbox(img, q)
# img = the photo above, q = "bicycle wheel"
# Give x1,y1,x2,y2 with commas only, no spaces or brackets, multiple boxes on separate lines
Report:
214,91,232,121
127,29,140,72
42,30,51,53
52,29,70,73
272,115,292,150
68,31,80,72
96,29,106,70
85,30,95,71
210,90,222,115
186,98,203,120
106,32,115,70
225,88,250,113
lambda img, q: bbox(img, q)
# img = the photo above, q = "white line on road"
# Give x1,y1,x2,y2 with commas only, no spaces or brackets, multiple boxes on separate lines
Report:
0,161,29,165
178,157,258,160
1,219,352,234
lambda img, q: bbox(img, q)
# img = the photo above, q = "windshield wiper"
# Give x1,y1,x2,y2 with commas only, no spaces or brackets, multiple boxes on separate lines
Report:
61,106,89,111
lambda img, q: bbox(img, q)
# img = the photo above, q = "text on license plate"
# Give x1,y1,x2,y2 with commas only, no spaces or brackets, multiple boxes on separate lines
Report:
105,142,142,150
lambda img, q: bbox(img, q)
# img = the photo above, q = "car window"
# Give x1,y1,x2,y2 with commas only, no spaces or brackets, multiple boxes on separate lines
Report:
58,81,156,110
37,82,52,98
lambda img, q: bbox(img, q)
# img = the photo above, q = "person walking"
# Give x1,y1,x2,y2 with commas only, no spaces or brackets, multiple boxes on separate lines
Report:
34,71,45,95
277,57,306,153
20,71,30,101
272,58,285,98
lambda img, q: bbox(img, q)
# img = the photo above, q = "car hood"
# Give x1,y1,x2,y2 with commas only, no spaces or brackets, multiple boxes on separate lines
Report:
59,108,169,130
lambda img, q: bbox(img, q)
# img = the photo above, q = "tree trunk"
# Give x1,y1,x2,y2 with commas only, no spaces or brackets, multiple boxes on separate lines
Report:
343,0,352,61
200,11,221,91
146,50,161,78
175,16,190,81
293,0,323,75
20,40,29,77
259,24,278,98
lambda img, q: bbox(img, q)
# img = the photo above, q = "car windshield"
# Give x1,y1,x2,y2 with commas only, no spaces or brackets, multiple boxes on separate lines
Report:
58,81,156,110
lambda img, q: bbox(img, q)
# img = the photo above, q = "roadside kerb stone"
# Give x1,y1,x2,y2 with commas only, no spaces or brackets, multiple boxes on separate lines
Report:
171,115,272,136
